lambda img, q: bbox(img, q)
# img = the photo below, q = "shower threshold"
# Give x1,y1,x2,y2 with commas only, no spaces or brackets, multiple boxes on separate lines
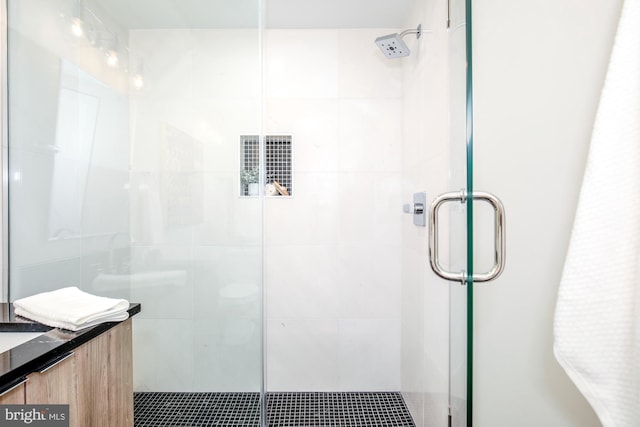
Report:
134,391,416,427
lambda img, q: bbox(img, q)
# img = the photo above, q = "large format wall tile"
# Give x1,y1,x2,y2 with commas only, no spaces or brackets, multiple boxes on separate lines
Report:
265,30,339,99
338,29,404,99
338,99,403,173
267,318,340,391
133,319,195,391
265,98,340,173
338,318,401,391
265,245,340,319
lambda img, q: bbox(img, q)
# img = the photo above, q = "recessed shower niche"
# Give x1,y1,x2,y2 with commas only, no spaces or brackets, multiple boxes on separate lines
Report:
240,135,293,197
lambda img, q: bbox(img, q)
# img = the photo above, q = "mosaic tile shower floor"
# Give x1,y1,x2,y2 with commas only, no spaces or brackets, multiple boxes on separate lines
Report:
134,392,415,427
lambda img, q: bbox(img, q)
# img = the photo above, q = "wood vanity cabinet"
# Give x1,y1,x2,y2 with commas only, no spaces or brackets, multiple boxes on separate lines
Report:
26,349,91,425
0,382,25,404
1,319,133,426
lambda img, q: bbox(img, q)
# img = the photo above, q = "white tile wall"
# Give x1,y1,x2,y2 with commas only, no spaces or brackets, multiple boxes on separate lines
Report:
192,245,261,320
133,319,194,391
128,245,193,320
131,27,406,393
338,29,404,99
337,99,403,173
191,30,260,100
265,30,340,99
265,98,340,173
129,99,166,172
267,318,340,391
265,245,340,319
264,173,340,246
193,99,260,173
338,318,401,391
337,172,403,246
196,172,262,246
129,30,194,101
130,29,262,392
336,245,402,319
264,28,404,392
193,320,262,392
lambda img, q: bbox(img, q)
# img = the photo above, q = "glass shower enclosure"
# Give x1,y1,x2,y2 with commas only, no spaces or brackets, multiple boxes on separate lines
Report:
3,0,495,426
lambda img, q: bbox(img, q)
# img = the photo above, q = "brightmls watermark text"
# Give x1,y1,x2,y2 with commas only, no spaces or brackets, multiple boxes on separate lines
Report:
0,405,69,426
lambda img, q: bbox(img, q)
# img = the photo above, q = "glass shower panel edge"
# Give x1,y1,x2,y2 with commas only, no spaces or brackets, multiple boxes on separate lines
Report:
448,0,472,425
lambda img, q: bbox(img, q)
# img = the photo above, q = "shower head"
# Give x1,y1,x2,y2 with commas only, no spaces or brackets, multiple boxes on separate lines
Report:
375,24,422,59
375,33,411,58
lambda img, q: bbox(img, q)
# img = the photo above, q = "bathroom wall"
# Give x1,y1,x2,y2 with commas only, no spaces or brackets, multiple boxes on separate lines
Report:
472,0,624,426
263,28,405,391
128,26,407,392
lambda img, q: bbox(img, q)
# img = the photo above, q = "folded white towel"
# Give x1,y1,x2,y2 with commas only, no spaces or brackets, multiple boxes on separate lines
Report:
13,287,130,331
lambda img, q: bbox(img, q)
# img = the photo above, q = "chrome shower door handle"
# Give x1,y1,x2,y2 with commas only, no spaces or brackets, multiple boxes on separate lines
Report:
471,192,505,283
428,190,506,284
429,191,467,282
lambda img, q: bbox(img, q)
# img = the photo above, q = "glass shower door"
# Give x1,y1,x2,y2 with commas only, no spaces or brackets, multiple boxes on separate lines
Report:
446,0,471,421
436,1,505,425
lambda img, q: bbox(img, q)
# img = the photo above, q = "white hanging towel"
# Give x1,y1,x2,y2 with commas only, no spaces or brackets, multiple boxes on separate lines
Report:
554,0,640,426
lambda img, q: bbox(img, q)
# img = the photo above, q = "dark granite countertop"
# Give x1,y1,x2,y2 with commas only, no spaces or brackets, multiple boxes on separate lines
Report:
0,302,140,394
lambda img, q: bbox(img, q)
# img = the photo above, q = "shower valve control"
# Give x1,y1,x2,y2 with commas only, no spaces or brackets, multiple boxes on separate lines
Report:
403,203,424,215
403,192,427,227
